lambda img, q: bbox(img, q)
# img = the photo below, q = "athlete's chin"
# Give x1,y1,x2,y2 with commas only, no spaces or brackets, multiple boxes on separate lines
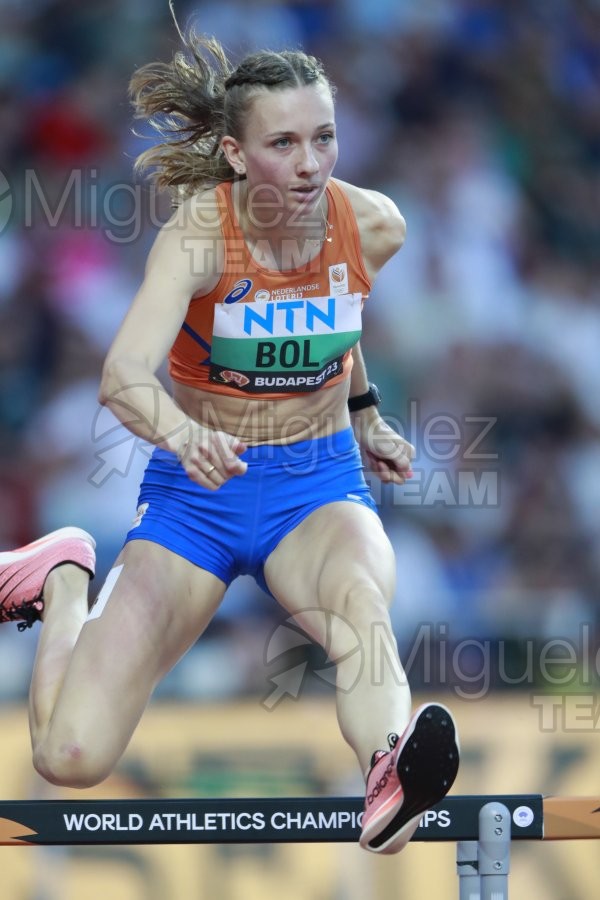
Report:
287,186,327,215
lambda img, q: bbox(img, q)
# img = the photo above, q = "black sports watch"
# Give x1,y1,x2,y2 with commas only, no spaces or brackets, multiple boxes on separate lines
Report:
348,382,382,413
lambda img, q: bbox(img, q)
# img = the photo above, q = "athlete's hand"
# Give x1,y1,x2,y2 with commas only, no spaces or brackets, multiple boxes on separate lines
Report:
352,410,414,485
175,423,248,489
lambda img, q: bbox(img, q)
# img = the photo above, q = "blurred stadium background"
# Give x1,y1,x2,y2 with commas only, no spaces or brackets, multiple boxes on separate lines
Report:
0,1,599,897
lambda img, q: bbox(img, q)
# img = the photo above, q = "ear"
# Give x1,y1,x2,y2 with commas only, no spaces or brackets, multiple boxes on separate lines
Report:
221,135,246,176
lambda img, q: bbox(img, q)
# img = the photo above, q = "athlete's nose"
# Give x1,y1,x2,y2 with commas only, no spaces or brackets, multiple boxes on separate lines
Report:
296,143,319,176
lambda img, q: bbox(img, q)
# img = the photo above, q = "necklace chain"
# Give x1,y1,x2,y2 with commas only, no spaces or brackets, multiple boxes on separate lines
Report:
241,184,333,245
309,203,333,244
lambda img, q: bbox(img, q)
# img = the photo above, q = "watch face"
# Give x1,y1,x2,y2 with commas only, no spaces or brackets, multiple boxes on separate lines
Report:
369,383,382,404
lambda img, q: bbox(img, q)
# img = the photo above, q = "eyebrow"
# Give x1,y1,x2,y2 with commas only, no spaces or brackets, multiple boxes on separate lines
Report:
264,122,336,138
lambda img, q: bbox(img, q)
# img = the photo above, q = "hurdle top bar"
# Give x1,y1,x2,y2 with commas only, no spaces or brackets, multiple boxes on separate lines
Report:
0,795,598,846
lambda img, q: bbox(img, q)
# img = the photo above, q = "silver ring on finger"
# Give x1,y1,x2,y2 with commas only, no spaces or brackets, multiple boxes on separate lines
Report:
205,464,217,475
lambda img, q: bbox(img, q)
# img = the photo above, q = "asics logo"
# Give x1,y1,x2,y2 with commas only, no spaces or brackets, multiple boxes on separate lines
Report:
367,761,395,806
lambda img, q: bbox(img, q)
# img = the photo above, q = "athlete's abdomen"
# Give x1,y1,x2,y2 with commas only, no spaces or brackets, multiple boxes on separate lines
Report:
171,377,352,445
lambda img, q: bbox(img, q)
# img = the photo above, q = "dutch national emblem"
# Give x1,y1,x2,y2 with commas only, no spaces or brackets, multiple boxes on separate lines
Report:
329,263,349,296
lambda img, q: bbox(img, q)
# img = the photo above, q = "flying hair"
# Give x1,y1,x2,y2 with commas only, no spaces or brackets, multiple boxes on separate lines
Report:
168,0,185,43
129,2,334,202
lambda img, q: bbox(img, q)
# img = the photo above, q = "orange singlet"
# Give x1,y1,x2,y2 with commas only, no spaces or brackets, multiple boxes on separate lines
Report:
168,178,372,399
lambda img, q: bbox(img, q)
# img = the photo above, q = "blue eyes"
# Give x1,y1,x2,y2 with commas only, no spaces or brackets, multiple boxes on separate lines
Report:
272,134,335,149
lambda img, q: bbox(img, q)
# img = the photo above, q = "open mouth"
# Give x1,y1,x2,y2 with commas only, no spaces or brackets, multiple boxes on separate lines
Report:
290,185,320,201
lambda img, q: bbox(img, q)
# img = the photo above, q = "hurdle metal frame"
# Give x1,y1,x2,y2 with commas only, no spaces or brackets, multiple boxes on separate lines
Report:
1,795,599,898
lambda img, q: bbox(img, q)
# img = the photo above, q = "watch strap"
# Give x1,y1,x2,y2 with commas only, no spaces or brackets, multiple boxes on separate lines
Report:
348,383,382,413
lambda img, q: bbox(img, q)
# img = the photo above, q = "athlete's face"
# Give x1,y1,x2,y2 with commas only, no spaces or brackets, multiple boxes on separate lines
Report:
225,83,338,227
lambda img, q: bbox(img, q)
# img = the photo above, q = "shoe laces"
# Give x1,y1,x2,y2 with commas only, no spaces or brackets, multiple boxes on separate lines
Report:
1,601,42,632
369,732,400,770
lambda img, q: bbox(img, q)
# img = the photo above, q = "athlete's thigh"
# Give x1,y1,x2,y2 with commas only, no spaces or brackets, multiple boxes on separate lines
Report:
264,500,396,620
48,539,226,750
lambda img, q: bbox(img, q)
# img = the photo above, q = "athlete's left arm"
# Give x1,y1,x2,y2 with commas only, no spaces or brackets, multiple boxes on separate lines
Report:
345,184,414,484
349,343,414,485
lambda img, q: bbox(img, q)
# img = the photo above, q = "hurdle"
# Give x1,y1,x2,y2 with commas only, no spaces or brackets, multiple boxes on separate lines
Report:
1,795,598,898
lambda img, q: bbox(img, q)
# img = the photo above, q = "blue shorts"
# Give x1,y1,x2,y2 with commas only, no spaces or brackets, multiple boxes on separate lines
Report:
124,427,378,594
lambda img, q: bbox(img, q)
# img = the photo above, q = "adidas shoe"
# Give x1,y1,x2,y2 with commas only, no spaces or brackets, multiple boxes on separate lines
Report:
0,527,96,631
360,702,459,853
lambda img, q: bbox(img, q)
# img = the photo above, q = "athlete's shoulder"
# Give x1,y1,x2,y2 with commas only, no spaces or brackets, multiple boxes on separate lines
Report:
169,185,226,238
143,185,227,293
331,178,406,270
333,179,405,243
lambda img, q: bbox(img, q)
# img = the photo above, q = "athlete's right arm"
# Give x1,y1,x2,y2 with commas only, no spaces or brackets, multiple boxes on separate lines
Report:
99,195,248,485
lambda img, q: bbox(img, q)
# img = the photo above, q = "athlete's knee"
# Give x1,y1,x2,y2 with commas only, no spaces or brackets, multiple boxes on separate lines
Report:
339,579,390,619
327,580,392,655
33,740,112,789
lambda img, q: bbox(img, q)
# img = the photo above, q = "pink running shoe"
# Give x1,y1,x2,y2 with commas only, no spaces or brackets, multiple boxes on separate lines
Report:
360,703,459,854
0,527,96,631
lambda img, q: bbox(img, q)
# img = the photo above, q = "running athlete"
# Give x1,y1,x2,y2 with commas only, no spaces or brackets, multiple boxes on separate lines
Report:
0,30,458,854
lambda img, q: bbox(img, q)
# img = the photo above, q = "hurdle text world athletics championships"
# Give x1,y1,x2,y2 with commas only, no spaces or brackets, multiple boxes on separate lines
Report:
0,796,546,846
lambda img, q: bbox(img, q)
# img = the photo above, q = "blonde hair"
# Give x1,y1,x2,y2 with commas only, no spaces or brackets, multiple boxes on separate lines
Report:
129,28,333,203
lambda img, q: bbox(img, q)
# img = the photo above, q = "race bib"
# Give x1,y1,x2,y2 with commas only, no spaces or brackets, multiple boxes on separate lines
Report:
209,293,362,394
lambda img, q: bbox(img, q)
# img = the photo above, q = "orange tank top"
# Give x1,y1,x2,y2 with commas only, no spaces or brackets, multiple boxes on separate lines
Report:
168,178,371,399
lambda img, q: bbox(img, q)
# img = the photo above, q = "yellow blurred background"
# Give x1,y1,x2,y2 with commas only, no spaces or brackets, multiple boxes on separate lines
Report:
0,693,598,899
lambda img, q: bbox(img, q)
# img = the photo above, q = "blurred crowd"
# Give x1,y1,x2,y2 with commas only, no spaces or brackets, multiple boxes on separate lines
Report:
1,0,599,700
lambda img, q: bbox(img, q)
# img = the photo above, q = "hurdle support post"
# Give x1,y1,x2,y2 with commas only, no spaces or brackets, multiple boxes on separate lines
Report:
456,802,511,900
456,841,479,900
478,802,511,900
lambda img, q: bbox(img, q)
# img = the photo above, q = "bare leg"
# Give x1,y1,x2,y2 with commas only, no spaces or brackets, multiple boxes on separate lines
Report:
29,540,226,788
333,590,411,773
265,502,411,774
266,501,459,856
28,563,91,749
